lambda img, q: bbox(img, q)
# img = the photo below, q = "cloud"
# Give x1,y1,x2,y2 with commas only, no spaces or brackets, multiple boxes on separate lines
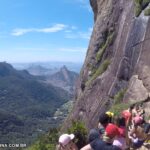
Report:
12,29,33,36
11,24,67,36
65,27,93,40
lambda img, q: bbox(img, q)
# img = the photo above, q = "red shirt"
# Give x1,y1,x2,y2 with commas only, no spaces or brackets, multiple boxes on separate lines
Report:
118,127,126,137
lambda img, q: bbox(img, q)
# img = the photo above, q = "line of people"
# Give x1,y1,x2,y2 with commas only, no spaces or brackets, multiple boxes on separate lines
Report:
57,104,150,150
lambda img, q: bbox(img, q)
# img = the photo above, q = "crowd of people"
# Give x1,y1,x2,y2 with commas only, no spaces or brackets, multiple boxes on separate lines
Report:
57,104,150,150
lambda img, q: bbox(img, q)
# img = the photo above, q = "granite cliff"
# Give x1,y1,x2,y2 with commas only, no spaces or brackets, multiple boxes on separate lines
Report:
68,0,150,129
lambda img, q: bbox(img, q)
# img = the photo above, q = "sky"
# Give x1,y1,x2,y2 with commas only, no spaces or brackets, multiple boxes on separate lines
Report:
0,0,93,63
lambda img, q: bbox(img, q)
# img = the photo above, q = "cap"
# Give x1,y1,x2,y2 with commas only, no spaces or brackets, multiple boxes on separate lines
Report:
105,123,120,138
106,112,114,118
59,134,75,146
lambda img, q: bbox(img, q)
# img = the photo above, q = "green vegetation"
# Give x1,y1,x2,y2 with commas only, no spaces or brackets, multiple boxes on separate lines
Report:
135,0,143,5
144,8,150,15
134,0,150,17
114,89,126,104
86,29,114,86
135,5,142,17
54,100,73,118
28,121,88,150
0,62,71,145
87,59,111,85
92,59,111,79
134,0,143,17
27,128,59,150
142,0,150,7
68,120,88,149
109,89,128,116
109,103,130,116
96,32,114,63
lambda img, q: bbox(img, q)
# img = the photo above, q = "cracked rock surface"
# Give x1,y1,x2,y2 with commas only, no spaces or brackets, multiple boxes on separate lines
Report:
65,0,150,131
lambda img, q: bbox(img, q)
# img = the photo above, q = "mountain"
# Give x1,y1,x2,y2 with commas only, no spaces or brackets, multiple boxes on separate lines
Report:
12,61,82,73
0,62,71,144
26,65,58,76
45,66,79,93
65,0,150,129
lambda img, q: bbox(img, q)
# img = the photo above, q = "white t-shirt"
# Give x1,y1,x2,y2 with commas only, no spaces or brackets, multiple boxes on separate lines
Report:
113,137,127,150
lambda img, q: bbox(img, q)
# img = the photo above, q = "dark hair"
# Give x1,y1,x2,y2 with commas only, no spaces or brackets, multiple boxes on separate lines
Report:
99,113,111,126
117,117,126,127
129,105,134,111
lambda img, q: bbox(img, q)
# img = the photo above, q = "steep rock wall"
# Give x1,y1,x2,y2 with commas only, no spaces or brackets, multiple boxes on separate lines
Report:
69,0,150,129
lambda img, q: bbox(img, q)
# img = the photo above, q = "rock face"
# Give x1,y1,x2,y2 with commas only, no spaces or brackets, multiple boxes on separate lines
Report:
68,0,150,129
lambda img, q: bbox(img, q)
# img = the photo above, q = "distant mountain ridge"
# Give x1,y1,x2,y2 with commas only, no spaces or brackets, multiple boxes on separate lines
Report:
45,65,79,93
12,61,82,73
26,65,58,76
0,62,32,78
0,62,71,144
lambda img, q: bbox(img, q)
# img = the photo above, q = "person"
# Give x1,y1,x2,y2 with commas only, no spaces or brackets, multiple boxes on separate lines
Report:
88,112,113,143
103,123,120,143
143,119,150,134
57,134,78,150
81,123,121,150
128,132,146,149
113,117,127,150
132,104,145,118
128,116,147,149
133,115,143,126
88,129,100,143
98,112,113,135
121,106,133,126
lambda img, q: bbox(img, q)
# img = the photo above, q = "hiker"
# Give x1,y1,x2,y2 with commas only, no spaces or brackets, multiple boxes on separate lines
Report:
128,116,146,149
113,117,127,150
81,123,121,150
143,119,150,134
57,134,78,150
121,106,133,126
88,112,113,142
98,112,113,133
132,104,145,118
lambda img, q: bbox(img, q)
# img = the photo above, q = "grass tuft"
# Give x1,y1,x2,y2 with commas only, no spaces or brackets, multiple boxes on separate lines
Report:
96,32,114,63
144,8,150,15
86,59,111,85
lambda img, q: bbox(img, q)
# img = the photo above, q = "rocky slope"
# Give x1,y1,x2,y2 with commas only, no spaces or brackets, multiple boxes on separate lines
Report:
68,0,150,129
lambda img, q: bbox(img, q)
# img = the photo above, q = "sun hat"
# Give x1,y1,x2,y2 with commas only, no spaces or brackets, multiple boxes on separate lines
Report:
133,116,143,125
59,134,75,146
105,123,120,138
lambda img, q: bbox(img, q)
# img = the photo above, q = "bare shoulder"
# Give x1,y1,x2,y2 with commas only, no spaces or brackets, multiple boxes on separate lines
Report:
80,144,92,150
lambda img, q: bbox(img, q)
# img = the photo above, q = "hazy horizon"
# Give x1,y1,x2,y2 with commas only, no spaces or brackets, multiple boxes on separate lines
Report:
0,0,93,63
